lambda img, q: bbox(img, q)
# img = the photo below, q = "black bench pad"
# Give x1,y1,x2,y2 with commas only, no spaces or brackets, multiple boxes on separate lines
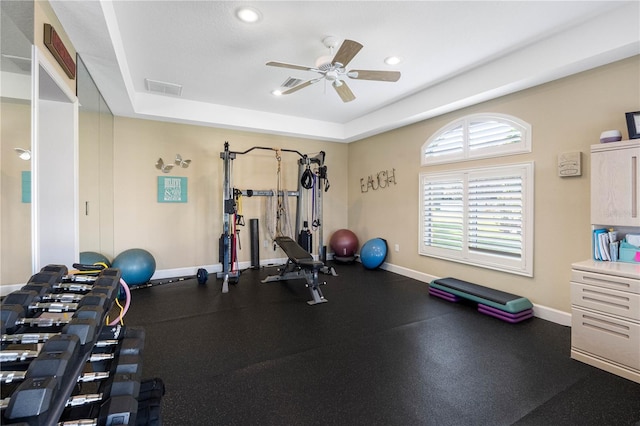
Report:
275,237,324,270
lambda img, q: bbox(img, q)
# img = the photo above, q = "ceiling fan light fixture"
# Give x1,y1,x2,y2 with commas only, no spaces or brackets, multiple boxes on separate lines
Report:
14,148,31,161
236,7,261,23
384,56,402,65
325,70,339,81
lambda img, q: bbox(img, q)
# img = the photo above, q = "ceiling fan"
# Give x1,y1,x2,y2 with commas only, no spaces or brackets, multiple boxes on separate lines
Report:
266,37,401,103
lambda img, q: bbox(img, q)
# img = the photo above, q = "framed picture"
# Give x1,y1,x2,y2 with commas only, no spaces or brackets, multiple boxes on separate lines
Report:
625,111,640,139
157,176,187,203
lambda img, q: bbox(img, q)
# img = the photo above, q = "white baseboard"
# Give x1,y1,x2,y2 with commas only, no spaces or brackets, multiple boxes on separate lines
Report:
150,257,290,281
2,258,572,327
380,262,439,284
531,304,571,326
1,283,25,297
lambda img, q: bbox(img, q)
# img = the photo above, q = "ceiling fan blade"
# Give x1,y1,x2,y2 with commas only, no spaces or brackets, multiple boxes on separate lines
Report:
332,39,363,68
333,80,355,103
266,61,318,72
348,70,401,82
282,79,320,95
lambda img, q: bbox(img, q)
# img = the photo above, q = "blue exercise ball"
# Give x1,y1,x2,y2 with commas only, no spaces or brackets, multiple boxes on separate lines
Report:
112,248,156,286
360,238,388,269
79,251,111,267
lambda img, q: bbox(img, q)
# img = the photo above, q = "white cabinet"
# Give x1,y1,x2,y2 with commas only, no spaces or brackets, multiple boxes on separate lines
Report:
570,260,640,383
571,140,640,384
591,140,639,226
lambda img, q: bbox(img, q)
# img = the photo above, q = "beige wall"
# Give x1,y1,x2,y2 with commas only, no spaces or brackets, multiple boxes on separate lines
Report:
1,100,32,284
112,117,349,270
347,56,640,313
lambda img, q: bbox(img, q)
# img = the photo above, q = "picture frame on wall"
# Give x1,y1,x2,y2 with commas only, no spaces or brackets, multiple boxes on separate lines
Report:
625,111,640,139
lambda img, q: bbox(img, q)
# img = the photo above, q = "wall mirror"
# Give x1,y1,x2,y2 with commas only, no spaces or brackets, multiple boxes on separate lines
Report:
77,55,115,261
1,0,34,285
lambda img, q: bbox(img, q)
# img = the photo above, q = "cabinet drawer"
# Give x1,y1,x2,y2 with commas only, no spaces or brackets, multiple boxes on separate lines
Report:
571,269,640,294
571,307,640,370
571,282,640,320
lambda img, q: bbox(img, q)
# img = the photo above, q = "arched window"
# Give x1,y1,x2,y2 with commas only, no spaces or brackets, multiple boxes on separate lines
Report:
422,113,531,165
419,113,533,276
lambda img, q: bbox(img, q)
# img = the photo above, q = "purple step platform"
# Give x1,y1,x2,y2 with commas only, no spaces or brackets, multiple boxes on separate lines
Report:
428,286,461,302
478,303,533,323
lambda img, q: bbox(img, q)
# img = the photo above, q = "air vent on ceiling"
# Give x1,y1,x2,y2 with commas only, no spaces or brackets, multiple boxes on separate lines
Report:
144,78,183,96
282,77,304,89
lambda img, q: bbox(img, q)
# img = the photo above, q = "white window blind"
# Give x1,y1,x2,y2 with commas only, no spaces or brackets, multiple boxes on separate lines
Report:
468,173,523,258
423,124,464,159
419,163,533,276
468,120,522,151
422,177,464,251
422,114,531,165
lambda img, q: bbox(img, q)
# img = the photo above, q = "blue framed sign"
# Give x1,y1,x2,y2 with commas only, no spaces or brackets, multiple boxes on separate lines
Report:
158,176,187,203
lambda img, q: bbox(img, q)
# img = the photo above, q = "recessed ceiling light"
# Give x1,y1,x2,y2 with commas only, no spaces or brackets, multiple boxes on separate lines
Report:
271,89,283,96
384,56,402,65
236,7,261,23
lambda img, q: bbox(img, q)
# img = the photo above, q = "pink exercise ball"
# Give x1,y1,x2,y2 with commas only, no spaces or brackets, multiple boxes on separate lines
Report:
330,229,359,258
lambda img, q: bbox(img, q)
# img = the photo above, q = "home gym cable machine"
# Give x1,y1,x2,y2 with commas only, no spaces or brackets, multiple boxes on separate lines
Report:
217,142,336,301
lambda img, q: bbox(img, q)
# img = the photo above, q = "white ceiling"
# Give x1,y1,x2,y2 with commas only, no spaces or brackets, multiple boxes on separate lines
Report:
50,1,639,142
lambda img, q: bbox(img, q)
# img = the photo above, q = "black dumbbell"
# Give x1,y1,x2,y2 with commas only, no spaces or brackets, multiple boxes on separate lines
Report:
2,317,99,347
24,334,81,392
59,393,139,426
1,290,40,334
3,375,58,423
99,394,138,426
66,395,141,426
91,345,144,378
41,277,119,304
1,332,142,386
2,302,104,337
3,276,121,334
20,282,52,298
39,264,69,276
21,334,138,399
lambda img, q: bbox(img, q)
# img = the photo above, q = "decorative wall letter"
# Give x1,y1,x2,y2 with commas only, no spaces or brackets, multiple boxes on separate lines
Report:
360,168,397,193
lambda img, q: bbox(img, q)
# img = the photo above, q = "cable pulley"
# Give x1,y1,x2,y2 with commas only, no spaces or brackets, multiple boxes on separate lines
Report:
301,157,314,190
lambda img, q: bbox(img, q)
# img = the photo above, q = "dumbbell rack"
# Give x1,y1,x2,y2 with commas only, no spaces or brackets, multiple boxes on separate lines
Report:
1,264,145,425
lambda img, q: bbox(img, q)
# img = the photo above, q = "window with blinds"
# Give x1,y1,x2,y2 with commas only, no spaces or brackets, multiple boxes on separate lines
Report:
422,177,464,251
419,163,534,276
422,114,530,165
423,124,464,160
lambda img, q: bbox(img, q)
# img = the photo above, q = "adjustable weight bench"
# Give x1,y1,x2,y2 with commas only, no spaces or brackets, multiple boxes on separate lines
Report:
429,277,533,323
261,236,328,305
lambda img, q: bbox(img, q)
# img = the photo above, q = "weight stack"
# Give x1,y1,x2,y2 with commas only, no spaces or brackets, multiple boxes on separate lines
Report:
250,219,260,269
298,230,312,254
